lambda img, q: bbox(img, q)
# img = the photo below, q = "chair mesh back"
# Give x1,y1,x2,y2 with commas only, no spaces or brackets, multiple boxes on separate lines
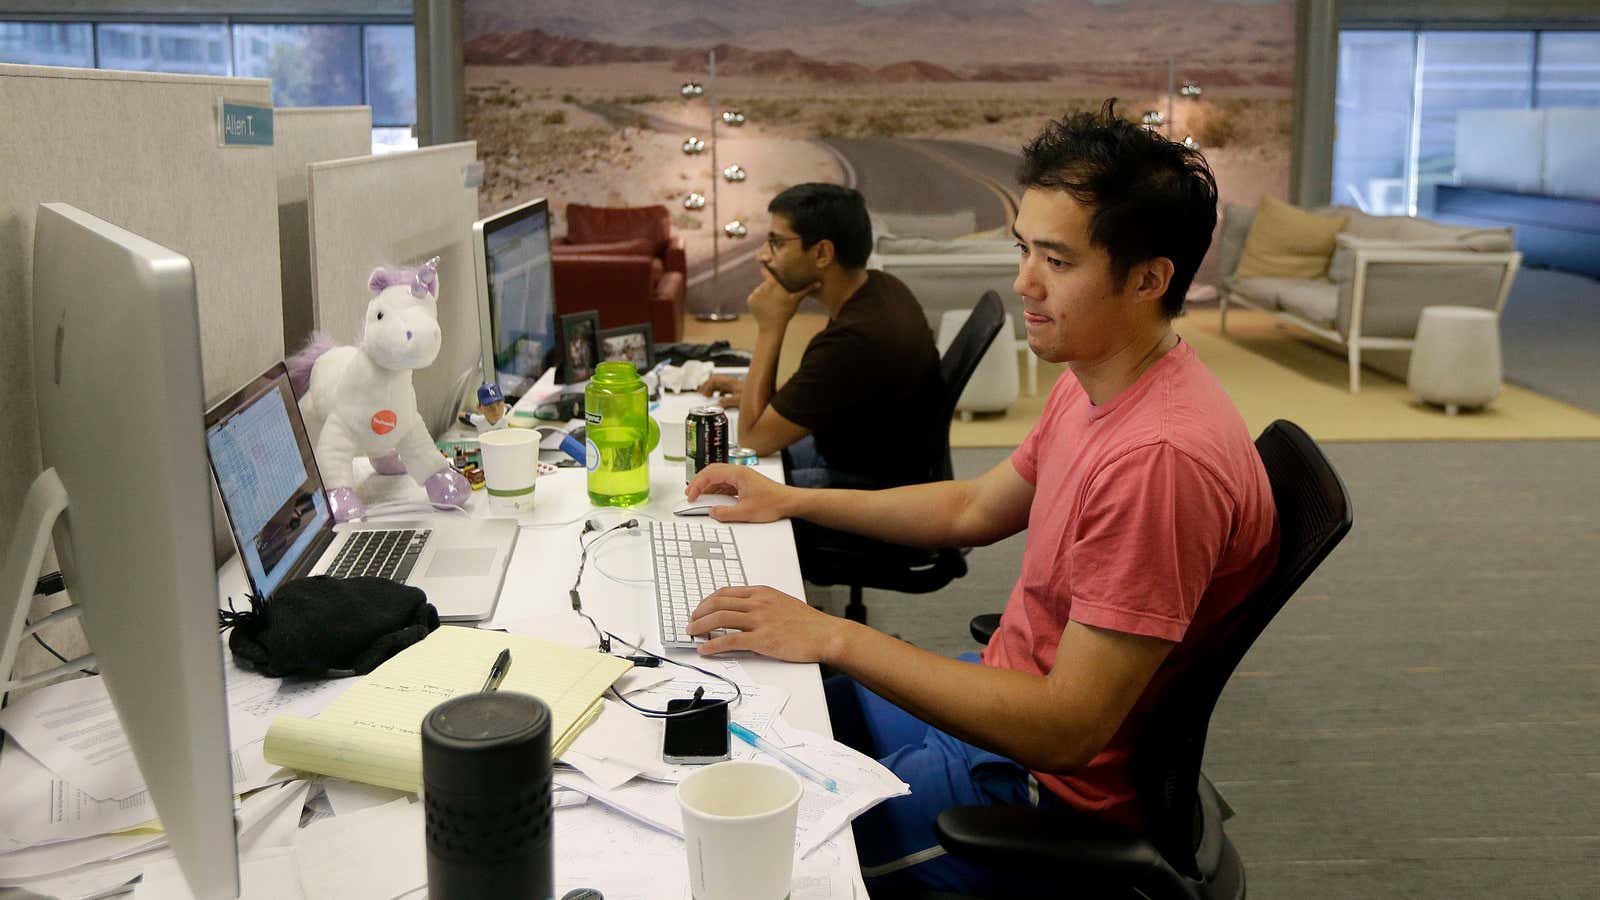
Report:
930,292,1007,481
1137,420,1353,873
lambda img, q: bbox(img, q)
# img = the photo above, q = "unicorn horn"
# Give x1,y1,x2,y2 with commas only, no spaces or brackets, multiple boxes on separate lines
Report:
412,256,441,298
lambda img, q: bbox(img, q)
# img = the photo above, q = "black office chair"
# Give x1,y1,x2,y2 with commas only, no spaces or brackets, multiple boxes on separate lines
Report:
795,291,1008,624
929,420,1353,900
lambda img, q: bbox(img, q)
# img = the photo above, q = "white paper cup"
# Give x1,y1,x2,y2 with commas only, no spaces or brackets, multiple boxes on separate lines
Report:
477,429,539,512
677,761,801,900
659,414,687,461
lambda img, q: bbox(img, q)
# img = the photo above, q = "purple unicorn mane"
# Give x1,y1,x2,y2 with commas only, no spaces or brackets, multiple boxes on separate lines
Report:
285,331,335,398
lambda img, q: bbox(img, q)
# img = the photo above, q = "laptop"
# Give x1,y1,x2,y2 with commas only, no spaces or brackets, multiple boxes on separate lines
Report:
204,362,517,621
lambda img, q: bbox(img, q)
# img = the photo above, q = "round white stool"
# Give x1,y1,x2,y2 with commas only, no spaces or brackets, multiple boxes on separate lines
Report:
937,309,1020,420
1407,306,1502,416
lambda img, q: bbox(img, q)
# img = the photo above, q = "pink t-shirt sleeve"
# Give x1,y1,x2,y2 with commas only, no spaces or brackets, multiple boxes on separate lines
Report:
1067,443,1236,642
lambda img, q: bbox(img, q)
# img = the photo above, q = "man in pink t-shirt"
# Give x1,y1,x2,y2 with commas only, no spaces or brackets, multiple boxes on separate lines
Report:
682,101,1279,895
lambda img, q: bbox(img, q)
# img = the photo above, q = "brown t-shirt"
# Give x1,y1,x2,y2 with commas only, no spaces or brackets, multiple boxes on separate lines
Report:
770,271,944,486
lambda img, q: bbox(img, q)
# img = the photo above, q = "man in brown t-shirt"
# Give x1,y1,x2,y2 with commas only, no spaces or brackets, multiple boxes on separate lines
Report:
698,184,944,488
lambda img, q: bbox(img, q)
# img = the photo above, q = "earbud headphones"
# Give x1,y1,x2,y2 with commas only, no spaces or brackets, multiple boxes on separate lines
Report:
565,515,743,717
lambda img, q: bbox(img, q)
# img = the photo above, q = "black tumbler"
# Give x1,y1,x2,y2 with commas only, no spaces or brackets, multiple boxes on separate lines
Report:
422,691,553,900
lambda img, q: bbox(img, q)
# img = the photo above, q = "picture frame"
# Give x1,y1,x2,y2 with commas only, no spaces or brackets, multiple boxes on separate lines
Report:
556,310,601,383
597,322,656,374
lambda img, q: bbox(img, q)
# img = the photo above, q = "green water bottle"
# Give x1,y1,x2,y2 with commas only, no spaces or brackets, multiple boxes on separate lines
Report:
584,361,659,507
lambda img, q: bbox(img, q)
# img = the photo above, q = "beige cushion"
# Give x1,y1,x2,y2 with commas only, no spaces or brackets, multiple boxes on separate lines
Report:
871,208,978,240
876,236,1015,256
1229,276,1306,309
1235,194,1347,279
1273,281,1339,327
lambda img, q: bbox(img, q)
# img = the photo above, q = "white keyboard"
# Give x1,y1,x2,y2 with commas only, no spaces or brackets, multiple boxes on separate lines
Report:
650,519,747,648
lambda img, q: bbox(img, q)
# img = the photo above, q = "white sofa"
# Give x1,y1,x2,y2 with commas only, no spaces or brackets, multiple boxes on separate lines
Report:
1216,204,1523,392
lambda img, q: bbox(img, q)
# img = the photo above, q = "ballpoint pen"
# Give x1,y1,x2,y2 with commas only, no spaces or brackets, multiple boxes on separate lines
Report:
728,722,839,793
481,648,512,692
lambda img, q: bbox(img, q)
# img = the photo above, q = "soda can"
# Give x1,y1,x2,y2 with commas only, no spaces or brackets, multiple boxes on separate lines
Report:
728,447,759,466
685,406,729,482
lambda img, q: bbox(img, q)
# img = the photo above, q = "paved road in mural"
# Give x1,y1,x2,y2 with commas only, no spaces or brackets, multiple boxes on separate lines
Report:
686,136,1022,316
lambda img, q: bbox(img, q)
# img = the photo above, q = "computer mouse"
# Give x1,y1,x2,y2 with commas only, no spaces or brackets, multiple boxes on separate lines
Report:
672,494,738,516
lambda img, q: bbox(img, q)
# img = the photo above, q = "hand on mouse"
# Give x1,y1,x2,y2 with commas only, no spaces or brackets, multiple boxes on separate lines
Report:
687,585,849,662
684,464,794,523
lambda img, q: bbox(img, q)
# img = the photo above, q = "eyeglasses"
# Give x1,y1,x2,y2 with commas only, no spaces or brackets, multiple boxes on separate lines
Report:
765,233,802,252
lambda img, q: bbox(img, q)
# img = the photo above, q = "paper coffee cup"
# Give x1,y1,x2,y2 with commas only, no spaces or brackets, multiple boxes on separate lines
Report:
659,414,687,461
676,761,801,900
477,429,540,512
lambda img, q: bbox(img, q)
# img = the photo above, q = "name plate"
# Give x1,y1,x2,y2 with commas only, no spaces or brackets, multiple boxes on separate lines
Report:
217,99,273,147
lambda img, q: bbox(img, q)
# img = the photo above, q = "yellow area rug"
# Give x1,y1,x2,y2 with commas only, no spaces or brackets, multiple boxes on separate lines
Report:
685,307,1600,448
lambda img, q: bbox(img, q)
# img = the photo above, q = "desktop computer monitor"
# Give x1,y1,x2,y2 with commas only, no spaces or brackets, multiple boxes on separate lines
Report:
473,197,557,401
22,203,240,897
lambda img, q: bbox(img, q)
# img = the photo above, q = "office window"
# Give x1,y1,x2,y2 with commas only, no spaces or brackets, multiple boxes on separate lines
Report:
1537,32,1600,107
98,23,228,76
364,25,416,128
232,24,363,107
1333,31,1416,215
6,18,417,151
0,21,93,67
1414,31,1535,212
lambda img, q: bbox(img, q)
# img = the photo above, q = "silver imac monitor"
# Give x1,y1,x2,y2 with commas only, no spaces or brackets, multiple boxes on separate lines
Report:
472,197,557,401
23,203,240,897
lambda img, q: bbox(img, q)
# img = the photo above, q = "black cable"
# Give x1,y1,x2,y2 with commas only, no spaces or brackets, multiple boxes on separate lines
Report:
566,519,743,718
600,628,743,718
25,627,99,677
18,572,97,677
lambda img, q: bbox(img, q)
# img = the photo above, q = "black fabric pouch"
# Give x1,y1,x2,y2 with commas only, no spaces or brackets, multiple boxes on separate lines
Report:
221,576,440,678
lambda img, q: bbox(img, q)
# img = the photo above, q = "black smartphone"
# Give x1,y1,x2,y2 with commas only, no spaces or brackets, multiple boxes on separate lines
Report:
661,698,731,764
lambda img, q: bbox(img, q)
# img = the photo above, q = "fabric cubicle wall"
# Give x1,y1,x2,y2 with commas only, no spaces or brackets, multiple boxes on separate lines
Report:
305,141,481,437
273,106,374,357
0,63,283,561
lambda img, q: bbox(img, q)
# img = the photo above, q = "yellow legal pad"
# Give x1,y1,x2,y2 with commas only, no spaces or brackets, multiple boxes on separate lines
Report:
263,625,632,792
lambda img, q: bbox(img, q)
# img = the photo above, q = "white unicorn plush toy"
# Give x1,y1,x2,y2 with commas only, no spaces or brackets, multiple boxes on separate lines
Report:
287,257,469,522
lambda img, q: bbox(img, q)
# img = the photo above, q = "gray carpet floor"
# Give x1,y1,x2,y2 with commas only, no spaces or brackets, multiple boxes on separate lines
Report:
818,270,1600,898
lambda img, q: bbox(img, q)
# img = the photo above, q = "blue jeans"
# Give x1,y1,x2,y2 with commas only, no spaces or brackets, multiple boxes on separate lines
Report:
782,436,880,490
824,656,1066,895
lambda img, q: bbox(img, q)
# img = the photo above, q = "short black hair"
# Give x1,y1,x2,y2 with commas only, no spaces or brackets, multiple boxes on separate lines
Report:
767,183,873,270
1017,99,1219,318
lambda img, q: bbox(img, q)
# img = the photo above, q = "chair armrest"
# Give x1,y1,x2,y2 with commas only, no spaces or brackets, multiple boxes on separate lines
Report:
969,613,1001,645
665,236,687,277
935,806,1179,888
1339,249,1522,341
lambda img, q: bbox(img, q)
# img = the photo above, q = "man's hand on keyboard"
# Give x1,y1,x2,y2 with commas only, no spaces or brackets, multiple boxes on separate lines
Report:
686,585,847,663
684,464,794,523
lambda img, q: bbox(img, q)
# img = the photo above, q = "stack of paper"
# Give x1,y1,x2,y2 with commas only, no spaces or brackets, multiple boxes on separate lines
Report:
0,652,342,896
264,625,632,792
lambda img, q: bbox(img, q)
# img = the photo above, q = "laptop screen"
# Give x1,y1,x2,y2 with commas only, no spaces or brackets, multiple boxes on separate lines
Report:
205,367,331,598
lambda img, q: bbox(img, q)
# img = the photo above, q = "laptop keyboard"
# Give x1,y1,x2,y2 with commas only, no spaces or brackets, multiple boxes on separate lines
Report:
327,529,431,583
650,520,746,648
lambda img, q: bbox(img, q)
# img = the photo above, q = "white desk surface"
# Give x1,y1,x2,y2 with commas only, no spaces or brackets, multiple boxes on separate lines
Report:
212,391,862,893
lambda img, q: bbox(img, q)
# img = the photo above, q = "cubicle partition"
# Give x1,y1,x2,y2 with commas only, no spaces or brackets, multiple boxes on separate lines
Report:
0,64,283,560
273,106,374,356
306,142,482,435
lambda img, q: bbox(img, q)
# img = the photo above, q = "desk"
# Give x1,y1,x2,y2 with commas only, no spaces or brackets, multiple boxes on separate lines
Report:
212,392,863,898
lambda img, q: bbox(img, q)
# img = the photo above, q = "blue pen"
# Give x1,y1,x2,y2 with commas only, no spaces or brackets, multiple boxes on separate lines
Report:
728,722,839,793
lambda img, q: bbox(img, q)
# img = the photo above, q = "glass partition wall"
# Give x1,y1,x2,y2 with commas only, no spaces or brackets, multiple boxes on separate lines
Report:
1333,28,1600,217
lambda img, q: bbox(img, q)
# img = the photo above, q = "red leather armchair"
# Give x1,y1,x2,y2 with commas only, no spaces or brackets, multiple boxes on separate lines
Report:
551,204,687,340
